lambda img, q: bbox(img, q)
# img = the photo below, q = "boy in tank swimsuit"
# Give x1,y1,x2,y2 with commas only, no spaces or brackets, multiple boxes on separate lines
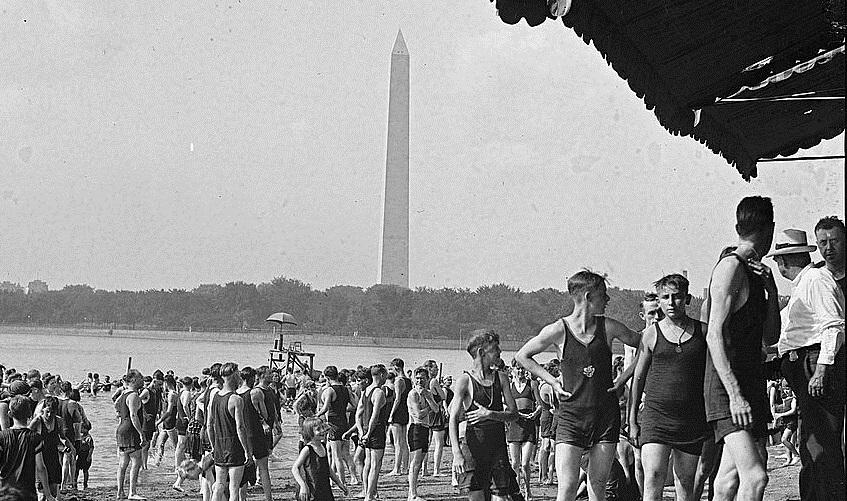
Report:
449,329,521,501
629,274,708,501
516,270,641,501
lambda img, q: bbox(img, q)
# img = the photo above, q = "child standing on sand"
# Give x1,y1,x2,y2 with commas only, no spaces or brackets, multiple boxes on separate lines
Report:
292,417,348,501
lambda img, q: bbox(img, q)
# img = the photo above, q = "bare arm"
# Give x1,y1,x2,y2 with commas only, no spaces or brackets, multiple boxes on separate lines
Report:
126,392,145,441
156,392,177,426
607,318,642,348
527,380,542,419
707,258,753,427
449,373,470,474
466,371,518,425
516,321,570,400
363,388,385,438
315,387,335,418
747,260,781,346
290,446,311,501
628,326,655,444
389,377,406,422
251,387,269,423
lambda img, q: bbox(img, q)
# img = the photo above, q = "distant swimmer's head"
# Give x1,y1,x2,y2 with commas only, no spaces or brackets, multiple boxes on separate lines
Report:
568,269,609,314
735,196,774,250
653,274,691,321
239,367,256,388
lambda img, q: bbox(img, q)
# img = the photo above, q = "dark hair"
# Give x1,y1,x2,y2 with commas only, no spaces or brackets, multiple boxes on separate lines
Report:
337,371,349,385
153,369,165,381
735,196,773,237
390,358,405,369
29,379,43,390
653,273,690,293
814,216,845,234
209,363,222,380
181,376,193,388
163,375,177,390
8,396,32,422
414,367,429,378
41,395,59,414
323,366,338,379
370,364,387,377
70,389,81,402
355,367,372,385
567,270,608,296
220,362,239,378
239,366,256,387
26,369,40,381
60,381,73,396
466,328,499,357
640,292,659,310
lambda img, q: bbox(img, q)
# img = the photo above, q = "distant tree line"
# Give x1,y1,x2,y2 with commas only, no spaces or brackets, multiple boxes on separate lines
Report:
0,277,703,340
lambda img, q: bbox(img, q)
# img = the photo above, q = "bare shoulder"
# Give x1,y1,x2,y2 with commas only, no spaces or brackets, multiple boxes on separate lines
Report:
641,323,658,349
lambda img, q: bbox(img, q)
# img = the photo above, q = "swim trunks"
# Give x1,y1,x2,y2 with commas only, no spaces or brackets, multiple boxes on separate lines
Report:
556,318,620,448
407,423,429,452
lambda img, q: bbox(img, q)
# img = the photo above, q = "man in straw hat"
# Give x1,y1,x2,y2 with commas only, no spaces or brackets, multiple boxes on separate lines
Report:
770,227,845,501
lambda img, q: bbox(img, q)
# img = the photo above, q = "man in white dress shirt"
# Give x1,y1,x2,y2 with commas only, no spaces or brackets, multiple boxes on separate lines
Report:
770,228,845,501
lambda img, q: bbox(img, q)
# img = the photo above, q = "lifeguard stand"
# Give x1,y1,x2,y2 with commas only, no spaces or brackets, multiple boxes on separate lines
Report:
265,311,315,376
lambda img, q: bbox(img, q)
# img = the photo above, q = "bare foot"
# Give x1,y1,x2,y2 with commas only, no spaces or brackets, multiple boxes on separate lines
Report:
127,494,147,500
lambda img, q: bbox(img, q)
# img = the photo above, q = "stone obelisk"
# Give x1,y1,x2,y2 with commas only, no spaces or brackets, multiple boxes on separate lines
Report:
379,30,409,287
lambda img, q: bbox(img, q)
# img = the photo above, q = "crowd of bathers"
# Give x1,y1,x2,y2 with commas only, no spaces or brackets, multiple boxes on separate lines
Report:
0,368,96,501
0,200,843,501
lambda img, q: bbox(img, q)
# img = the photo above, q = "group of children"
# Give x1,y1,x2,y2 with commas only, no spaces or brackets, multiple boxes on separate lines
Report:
0,368,96,501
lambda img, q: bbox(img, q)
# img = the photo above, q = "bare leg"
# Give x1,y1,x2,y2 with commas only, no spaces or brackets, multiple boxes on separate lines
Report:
227,466,244,501
539,438,552,483
554,443,585,501
390,423,408,474
116,451,130,499
366,449,385,501
127,449,144,499
212,466,228,501
407,449,426,500
256,456,271,501
670,448,701,501
641,443,671,501
714,430,768,501
585,443,616,501
329,440,348,490
431,430,446,476
521,441,537,499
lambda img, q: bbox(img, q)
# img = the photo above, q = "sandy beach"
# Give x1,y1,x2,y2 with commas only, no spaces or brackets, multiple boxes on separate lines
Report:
65,415,801,501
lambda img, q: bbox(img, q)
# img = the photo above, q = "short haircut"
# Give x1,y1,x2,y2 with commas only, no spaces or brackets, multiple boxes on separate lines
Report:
370,364,387,377
815,216,845,234
653,274,690,293
164,375,177,389
29,379,43,390
466,329,499,357
640,292,659,310
257,366,271,378
414,367,429,378
337,371,348,385
60,381,73,396
26,369,40,381
355,367,372,385
70,389,81,402
8,396,32,422
41,395,59,414
239,366,256,386
220,362,239,378
390,358,405,369
735,196,773,237
181,376,193,388
124,369,144,388
323,366,338,379
153,369,165,381
300,417,322,442
209,363,222,379
567,270,607,296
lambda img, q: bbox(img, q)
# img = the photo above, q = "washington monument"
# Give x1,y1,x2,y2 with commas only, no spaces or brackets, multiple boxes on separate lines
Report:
379,30,409,287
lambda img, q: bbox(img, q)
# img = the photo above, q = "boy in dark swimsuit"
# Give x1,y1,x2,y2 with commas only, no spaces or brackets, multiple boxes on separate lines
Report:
449,329,521,501
207,363,253,501
629,274,708,501
704,197,780,501
516,270,641,501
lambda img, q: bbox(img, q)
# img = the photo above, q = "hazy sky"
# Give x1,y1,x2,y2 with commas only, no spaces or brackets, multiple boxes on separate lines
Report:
2,2,844,297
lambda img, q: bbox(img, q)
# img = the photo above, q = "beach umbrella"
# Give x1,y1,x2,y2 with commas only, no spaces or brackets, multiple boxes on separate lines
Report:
266,312,298,326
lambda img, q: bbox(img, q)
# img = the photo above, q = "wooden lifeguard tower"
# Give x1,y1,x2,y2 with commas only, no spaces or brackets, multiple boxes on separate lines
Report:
266,312,315,376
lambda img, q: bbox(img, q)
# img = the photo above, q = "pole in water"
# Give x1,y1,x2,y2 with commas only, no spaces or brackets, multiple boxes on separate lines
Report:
439,362,443,381
126,357,132,373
